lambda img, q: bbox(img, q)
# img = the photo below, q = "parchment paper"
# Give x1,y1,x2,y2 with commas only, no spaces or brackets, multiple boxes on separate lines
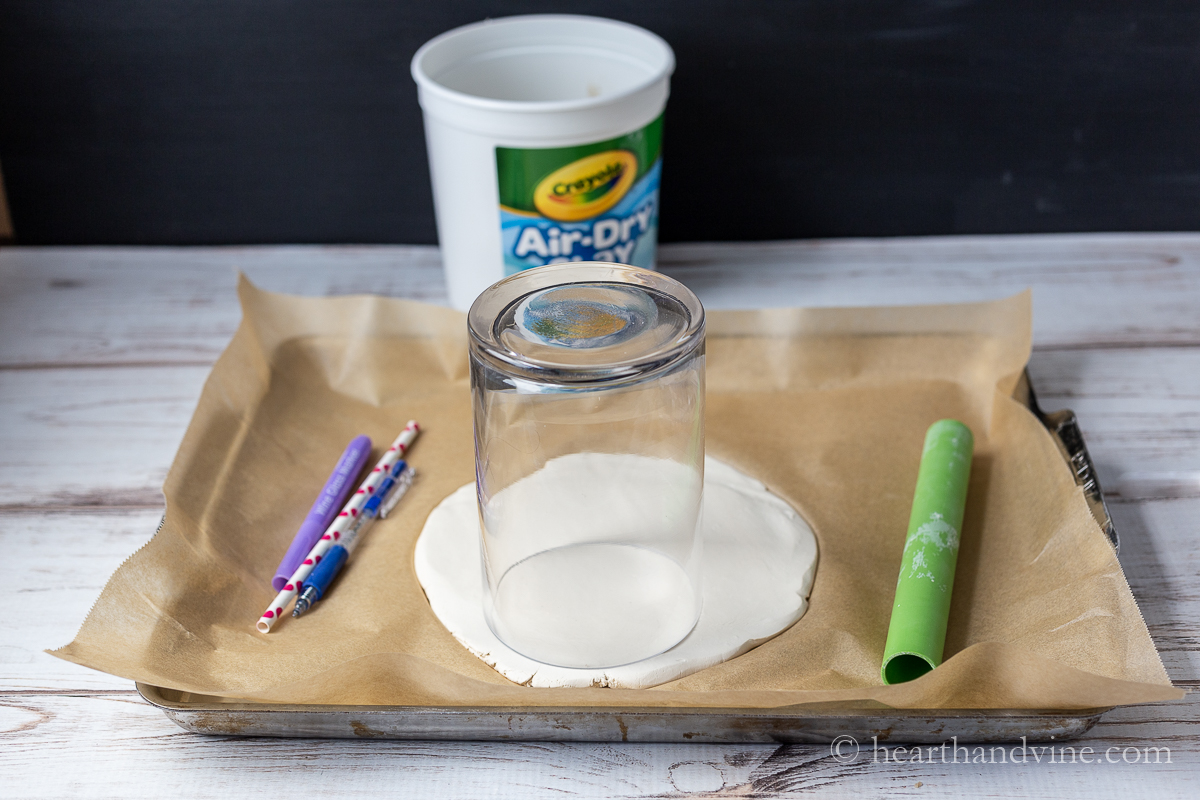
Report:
52,277,1181,709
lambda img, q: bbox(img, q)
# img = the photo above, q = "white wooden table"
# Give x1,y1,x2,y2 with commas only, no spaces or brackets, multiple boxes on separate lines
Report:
1,235,1196,798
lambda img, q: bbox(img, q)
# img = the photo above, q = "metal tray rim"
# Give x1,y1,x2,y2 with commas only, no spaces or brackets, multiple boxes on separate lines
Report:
137,682,1112,743
137,682,1113,720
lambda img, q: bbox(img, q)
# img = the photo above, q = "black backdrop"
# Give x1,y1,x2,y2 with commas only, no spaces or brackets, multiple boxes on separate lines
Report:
2,1,1199,245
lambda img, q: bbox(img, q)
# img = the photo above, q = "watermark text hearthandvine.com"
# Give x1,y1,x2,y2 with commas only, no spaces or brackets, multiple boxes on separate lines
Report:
828,735,1172,765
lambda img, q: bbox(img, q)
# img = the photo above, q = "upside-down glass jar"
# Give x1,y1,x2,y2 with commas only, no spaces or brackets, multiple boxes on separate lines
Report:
468,262,705,669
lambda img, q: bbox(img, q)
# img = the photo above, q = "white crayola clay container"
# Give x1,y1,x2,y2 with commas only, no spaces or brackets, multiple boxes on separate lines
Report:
411,15,675,310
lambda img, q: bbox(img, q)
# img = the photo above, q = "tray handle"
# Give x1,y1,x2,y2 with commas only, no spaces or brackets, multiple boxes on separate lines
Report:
1017,370,1119,553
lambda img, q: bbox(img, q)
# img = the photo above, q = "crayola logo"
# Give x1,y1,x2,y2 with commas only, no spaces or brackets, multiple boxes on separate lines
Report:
533,150,639,222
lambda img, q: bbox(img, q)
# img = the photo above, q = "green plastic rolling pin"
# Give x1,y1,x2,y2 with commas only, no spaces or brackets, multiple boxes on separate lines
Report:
881,419,975,685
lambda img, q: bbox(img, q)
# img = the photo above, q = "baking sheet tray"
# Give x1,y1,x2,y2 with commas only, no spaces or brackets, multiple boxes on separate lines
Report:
138,374,1122,743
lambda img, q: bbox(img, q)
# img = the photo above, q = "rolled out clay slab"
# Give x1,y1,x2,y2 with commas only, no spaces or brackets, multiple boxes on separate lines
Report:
413,456,819,689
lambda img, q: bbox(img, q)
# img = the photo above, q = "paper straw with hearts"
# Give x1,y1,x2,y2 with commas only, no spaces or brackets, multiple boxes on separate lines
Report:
256,420,420,633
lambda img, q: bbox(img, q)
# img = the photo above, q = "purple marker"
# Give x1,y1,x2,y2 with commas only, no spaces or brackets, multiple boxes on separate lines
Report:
272,435,372,590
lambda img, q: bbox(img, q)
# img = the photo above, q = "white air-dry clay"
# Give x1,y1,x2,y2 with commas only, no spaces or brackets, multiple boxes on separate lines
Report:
414,455,819,689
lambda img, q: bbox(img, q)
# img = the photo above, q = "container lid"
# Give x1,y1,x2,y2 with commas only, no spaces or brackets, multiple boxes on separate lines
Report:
468,262,704,385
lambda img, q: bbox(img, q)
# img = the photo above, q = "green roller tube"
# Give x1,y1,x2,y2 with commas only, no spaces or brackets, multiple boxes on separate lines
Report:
881,419,974,685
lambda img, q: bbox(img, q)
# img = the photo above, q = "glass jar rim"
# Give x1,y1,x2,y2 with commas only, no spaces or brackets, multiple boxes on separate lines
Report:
468,262,705,384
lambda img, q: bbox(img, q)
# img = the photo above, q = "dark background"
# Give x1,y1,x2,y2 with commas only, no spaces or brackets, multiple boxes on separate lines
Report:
2,1,1199,245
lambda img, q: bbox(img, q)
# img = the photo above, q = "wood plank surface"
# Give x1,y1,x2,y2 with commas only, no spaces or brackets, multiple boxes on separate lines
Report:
663,235,1200,350
1,240,1197,799
0,691,1194,798
1106,498,1200,684
2,234,1200,369
0,366,206,508
1027,349,1200,499
1,510,158,692
2,350,1196,509
0,364,206,506
0,246,444,368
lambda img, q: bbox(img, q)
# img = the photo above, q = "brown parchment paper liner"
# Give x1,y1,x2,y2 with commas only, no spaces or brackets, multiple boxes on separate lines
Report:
52,277,1181,710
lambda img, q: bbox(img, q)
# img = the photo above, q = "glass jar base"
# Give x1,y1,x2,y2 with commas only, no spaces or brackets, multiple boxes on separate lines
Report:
487,542,700,669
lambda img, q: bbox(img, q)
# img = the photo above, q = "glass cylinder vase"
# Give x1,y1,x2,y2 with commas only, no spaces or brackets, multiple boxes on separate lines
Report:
468,262,705,668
